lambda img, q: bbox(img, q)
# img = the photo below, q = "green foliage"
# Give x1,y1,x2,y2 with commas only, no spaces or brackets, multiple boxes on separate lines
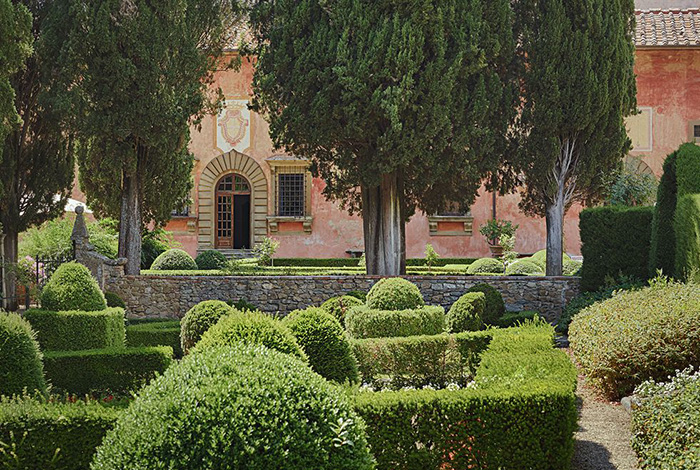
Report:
366,278,424,311
24,308,125,351
39,262,107,312
346,306,446,339
446,292,485,333
562,258,582,276
605,165,657,207
0,396,120,470
141,229,173,270
19,216,119,260
649,150,678,276
632,367,700,470
43,346,173,396
194,310,307,361
570,280,700,399
253,236,280,266
423,244,439,271
579,205,654,291
273,258,361,267
179,300,233,354
505,259,544,276
195,250,228,270
282,308,359,384
466,283,506,326
0,0,32,141
126,320,182,358
150,249,198,271
92,343,375,470
321,295,364,325
529,249,572,269
494,311,540,328
466,257,504,275
675,142,700,198
674,194,700,282
103,291,125,309
478,219,518,244
0,312,46,397
346,290,367,302
226,298,258,312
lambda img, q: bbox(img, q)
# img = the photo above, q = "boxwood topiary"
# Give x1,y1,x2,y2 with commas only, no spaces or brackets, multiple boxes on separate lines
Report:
104,291,126,309
466,257,504,275
40,262,107,312
195,250,228,270
282,307,359,384
150,249,198,271
366,278,424,311
563,259,582,276
446,292,485,333
345,305,446,339
193,310,307,361
180,300,233,354
91,344,376,470
505,259,543,276
466,283,505,326
0,312,47,397
530,250,573,270
320,295,364,325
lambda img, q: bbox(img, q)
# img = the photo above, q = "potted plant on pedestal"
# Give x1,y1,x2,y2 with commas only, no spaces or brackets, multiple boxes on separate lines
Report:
479,219,518,258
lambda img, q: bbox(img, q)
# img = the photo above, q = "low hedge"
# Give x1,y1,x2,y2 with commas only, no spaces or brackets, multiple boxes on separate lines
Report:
494,310,539,328
0,312,46,397
351,331,492,389
674,193,700,281
353,321,577,469
268,258,477,267
126,321,182,358
632,367,700,470
43,346,173,396
570,279,700,399
346,305,446,339
23,308,125,351
0,397,121,470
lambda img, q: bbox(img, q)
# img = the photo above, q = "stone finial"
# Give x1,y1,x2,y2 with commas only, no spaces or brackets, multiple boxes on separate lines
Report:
71,206,90,246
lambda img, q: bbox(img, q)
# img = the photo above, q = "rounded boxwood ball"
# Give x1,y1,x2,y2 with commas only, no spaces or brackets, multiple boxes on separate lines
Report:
193,310,307,361
505,259,544,276
91,344,376,470
530,249,573,270
320,295,363,325
151,249,198,271
466,283,505,326
563,258,582,276
282,307,359,384
447,292,485,333
466,258,505,275
195,250,228,270
180,300,234,354
366,278,424,311
0,312,47,396
40,262,106,312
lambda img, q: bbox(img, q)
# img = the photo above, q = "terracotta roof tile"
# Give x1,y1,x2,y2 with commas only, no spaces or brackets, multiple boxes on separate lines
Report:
635,9,700,47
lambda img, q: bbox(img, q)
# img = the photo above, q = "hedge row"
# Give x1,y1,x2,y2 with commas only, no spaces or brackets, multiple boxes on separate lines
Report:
268,258,477,267
0,397,121,470
354,322,577,469
43,346,173,396
125,321,182,358
24,308,125,351
674,194,700,281
345,306,446,339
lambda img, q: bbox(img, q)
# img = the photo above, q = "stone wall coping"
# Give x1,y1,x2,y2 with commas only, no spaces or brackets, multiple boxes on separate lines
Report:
129,274,580,282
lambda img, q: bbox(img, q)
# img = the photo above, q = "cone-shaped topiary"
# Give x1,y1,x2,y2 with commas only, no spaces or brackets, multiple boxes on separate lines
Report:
195,250,228,270
282,308,359,384
320,295,364,325
466,283,505,326
466,258,504,275
91,344,376,470
150,249,198,271
0,312,47,396
446,292,485,333
40,262,106,312
505,259,544,276
180,300,234,354
366,278,424,311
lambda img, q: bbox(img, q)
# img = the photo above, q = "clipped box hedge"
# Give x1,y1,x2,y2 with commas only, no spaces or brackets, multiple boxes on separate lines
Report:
126,320,182,358
353,322,577,469
24,308,125,351
0,397,121,470
346,305,445,339
674,193,700,281
43,346,173,396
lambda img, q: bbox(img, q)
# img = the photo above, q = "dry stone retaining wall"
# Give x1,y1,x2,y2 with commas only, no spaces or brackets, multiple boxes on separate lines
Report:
106,275,580,323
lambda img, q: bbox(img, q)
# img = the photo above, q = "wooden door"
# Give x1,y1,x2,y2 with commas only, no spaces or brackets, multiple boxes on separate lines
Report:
215,174,251,249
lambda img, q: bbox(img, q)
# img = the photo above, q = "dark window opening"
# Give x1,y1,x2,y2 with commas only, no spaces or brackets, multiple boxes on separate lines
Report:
278,173,305,217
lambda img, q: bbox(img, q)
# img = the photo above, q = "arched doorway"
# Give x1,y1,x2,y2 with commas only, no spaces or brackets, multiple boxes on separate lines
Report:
215,174,251,249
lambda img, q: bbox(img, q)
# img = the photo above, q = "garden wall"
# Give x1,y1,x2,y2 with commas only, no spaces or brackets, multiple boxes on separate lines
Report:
105,275,580,323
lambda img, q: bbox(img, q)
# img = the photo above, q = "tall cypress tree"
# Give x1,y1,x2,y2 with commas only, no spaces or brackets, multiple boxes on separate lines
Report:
249,0,518,275
513,0,637,275
0,0,31,142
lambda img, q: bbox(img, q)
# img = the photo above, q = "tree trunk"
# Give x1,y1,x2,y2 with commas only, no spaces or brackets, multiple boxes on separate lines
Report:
2,231,19,311
119,151,144,275
361,171,406,276
545,190,565,276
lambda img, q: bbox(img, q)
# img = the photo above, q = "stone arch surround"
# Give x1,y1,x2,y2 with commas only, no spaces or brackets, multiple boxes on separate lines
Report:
197,150,268,252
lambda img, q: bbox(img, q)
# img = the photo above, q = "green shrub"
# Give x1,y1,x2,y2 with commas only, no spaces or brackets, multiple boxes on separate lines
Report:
529,249,572,270
446,292,485,333
649,150,678,277
195,250,228,270
494,311,539,328
43,346,172,396
0,397,120,470
92,344,375,470
320,295,364,325
104,291,126,309
19,216,118,260
675,142,700,198
505,259,543,276
632,367,700,470
126,321,182,358
0,312,46,397
579,205,654,291
150,249,198,271
351,331,492,389
40,262,107,312
194,310,307,361
141,229,171,270
346,305,445,339
179,300,233,354
366,278,424,310
346,290,367,302
466,257,504,275
570,280,700,399
465,283,505,326
563,258,582,276
282,308,359,384
226,298,258,311
24,308,125,351
674,194,700,281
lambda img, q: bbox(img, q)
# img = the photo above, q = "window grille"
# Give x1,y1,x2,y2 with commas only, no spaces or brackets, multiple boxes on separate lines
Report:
277,173,305,217
694,124,700,142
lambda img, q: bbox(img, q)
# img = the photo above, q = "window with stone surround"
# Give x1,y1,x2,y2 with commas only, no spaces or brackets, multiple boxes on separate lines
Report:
691,121,700,143
267,156,313,233
429,202,473,236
